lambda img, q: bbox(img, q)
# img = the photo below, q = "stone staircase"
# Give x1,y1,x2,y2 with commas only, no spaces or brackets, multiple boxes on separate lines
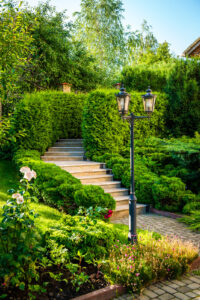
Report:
42,139,147,220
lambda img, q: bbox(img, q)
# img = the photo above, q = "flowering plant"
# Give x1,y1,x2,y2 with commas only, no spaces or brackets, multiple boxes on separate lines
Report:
0,167,42,297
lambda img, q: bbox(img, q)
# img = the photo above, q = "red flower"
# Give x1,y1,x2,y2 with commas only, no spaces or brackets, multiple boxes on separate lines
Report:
104,209,113,219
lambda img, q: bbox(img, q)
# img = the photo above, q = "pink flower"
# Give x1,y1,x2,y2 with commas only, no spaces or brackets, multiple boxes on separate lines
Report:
136,273,140,277
24,170,37,181
12,193,24,204
20,166,31,174
130,265,133,269
117,266,119,270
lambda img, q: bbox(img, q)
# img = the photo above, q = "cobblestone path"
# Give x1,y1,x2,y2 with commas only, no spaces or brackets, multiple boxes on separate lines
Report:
113,213,200,300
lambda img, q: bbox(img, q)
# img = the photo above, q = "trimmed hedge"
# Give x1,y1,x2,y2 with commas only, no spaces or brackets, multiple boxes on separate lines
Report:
121,63,171,92
13,149,116,213
82,89,168,159
13,91,87,153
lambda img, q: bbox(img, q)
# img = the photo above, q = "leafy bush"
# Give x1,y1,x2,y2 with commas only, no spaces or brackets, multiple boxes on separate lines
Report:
74,185,116,210
104,232,198,292
166,59,200,137
13,91,87,153
152,176,186,212
13,149,116,213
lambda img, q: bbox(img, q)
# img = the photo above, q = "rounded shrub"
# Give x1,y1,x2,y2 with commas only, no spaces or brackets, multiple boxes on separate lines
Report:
74,185,116,210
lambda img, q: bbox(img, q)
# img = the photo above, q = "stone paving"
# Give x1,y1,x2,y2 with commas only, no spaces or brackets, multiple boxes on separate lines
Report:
113,213,200,300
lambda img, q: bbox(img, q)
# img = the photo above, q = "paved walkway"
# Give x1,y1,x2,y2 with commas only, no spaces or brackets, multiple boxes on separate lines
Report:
113,213,200,300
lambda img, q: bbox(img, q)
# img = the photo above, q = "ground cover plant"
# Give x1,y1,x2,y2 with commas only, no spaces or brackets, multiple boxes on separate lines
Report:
94,135,200,222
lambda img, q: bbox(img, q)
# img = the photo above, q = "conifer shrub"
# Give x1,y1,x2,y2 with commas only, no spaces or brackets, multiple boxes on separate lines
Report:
13,149,115,213
82,89,168,159
13,91,87,153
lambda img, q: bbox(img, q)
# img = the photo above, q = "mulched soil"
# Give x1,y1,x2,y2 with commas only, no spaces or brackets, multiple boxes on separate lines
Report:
190,256,200,271
0,263,109,300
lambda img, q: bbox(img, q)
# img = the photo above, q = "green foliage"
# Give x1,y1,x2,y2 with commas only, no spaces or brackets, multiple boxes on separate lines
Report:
82,89,129,158
180,211,200,232
13,149,116,213
0,116,26,157
104,233,198,292
0,171,43,298
48,214,118,261
0,0,35,114
0,159,19,193
152,176,186,212
74,0,126,80
74,185,116,210
13,91,86,153
166,59,200,137
82,89,168,159
121,64,170,92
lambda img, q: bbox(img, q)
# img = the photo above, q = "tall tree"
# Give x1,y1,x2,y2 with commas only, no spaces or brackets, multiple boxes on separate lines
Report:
74,0,126,75
127,20,172,65
0,0,34,114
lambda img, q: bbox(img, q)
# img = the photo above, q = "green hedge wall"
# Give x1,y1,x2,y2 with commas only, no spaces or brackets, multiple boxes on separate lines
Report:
82,89,168,159
121,64,171,92
13,91,87,153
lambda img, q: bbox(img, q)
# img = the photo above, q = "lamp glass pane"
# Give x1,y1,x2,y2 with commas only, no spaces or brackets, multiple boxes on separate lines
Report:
124,95,130,113
144,98,154,112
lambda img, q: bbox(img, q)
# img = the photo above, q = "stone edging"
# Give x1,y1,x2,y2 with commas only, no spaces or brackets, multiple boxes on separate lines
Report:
150,208,183,219
71,284,126,300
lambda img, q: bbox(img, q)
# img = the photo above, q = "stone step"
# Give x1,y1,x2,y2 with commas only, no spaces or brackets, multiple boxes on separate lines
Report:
115,196,129,206
78,174,113,184
45,151,84,156
70,169,112,177
41,156,83,161
48,146,84,151
104,188,129,197
59,162,106,172
85,181,121,189
58,139,83,142
54,142,83,147
111,204,147,220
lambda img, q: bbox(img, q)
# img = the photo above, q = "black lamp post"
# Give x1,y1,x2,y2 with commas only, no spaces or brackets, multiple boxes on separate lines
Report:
116,85,156,244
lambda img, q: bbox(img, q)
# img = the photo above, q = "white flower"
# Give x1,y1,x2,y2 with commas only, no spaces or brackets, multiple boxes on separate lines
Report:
12,193,21,199
16,196,24,204
20,166,31,174
12,193,24,204
24,170,37,181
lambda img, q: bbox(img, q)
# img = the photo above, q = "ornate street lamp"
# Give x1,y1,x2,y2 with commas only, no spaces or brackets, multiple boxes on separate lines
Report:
116,85,156,244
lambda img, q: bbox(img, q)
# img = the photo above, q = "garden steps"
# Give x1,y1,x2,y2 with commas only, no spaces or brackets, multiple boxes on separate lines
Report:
42,139,147,220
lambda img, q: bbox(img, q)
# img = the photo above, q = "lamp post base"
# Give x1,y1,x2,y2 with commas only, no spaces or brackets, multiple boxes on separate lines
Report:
128,193,137,244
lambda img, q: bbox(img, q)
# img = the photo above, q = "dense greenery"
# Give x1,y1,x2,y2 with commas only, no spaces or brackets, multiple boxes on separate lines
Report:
13,91,87,153
94,136,200,214
13,149,116,214
166,59,200,137
82,89,168,158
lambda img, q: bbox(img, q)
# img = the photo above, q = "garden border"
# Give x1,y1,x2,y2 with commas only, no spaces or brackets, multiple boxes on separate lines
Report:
150,208,183,219
71,284,126,300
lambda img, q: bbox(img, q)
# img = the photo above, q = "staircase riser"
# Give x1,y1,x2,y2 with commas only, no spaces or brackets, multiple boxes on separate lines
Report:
54,143,83,147
111,206,146,220
79,176,113,184
61,164,105,172
116,200,129,206
45,152,84,156
70,170,111,177
107,190,129,197
48,147,84,151
58,139,83,142
90,183,121,189
42,157,83,161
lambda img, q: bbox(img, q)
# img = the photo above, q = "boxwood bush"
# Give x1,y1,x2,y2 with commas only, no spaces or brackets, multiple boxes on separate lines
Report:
13,149,116,213
13,91,87,153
